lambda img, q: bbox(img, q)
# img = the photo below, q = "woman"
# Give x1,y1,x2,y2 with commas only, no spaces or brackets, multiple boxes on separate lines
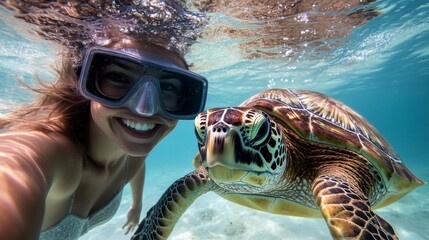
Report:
0,29,208,239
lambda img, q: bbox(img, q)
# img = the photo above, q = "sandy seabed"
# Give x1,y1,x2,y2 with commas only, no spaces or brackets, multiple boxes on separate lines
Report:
81,167,428,240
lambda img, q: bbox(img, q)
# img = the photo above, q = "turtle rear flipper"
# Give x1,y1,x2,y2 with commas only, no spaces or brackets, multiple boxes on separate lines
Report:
132,169,213,240
312,175,398,240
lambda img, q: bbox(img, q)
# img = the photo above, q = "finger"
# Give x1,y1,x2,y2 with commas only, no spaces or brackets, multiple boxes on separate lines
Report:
122,220,130,229
124,225,134,235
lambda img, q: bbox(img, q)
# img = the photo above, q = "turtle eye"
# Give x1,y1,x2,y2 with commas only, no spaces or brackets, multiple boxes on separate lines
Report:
195,127,205,146
253,118,270,146
195,112,207,145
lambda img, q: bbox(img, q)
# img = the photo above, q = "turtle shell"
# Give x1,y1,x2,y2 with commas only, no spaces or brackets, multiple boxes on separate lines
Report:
240,88,423,205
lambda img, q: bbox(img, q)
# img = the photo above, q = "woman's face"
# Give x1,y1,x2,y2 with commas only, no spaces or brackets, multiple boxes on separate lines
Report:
89,41,186,156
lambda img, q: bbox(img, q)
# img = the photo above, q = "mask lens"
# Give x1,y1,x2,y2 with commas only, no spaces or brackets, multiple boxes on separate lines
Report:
160,70,206,116
87,53,143,100
159,72,184,111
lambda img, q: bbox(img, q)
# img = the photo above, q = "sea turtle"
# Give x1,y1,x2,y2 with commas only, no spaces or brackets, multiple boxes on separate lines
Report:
132,88,424,240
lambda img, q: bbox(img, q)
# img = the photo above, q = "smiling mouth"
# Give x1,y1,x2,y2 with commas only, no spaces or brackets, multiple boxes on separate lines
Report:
121,118,156,133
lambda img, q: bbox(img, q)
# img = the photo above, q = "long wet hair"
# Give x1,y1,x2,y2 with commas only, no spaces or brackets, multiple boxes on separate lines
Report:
0,55,90,144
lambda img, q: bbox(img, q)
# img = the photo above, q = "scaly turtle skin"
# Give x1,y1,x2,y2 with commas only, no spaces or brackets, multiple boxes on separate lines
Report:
132,88,424,240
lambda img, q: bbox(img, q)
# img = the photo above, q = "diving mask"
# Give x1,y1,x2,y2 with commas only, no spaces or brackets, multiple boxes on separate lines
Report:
78,47,208,120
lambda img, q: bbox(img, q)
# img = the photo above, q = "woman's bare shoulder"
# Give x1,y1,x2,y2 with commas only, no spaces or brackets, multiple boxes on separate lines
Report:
0,130,83,187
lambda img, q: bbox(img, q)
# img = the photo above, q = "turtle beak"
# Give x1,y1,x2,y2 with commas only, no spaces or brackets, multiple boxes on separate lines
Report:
205,123,235,168
205,124,260,172
204,126,271,186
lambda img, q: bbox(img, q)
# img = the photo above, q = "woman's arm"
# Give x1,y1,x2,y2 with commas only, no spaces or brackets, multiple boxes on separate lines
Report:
0,131,71,240
123,160,145,235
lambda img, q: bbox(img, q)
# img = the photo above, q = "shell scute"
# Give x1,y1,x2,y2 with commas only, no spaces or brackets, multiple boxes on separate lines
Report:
310,116,363,152
358,137,394,177
274,106,312,140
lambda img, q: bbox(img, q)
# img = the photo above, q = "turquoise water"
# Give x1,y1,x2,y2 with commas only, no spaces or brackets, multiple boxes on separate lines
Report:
1,0,428,239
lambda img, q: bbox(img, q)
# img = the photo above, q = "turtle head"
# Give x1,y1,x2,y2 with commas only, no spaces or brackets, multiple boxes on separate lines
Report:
194,107,286,192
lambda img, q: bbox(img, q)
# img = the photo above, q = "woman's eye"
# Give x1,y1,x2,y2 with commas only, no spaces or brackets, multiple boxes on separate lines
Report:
160,81,179,92
159,77,184,110
96,71,134,99
104,72,133,88
160,76,183,93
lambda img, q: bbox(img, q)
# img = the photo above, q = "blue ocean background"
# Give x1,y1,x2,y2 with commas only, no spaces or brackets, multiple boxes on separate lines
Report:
1,0,428,239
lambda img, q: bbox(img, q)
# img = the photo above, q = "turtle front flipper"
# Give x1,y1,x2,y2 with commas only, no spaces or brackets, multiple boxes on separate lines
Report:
312,175,398,240
131,168,214,240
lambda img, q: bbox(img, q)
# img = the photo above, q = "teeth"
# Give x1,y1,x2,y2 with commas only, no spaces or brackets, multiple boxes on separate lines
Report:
122,119,156,132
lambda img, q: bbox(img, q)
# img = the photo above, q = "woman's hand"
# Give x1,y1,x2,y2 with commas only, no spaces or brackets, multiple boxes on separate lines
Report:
122,205,142,235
